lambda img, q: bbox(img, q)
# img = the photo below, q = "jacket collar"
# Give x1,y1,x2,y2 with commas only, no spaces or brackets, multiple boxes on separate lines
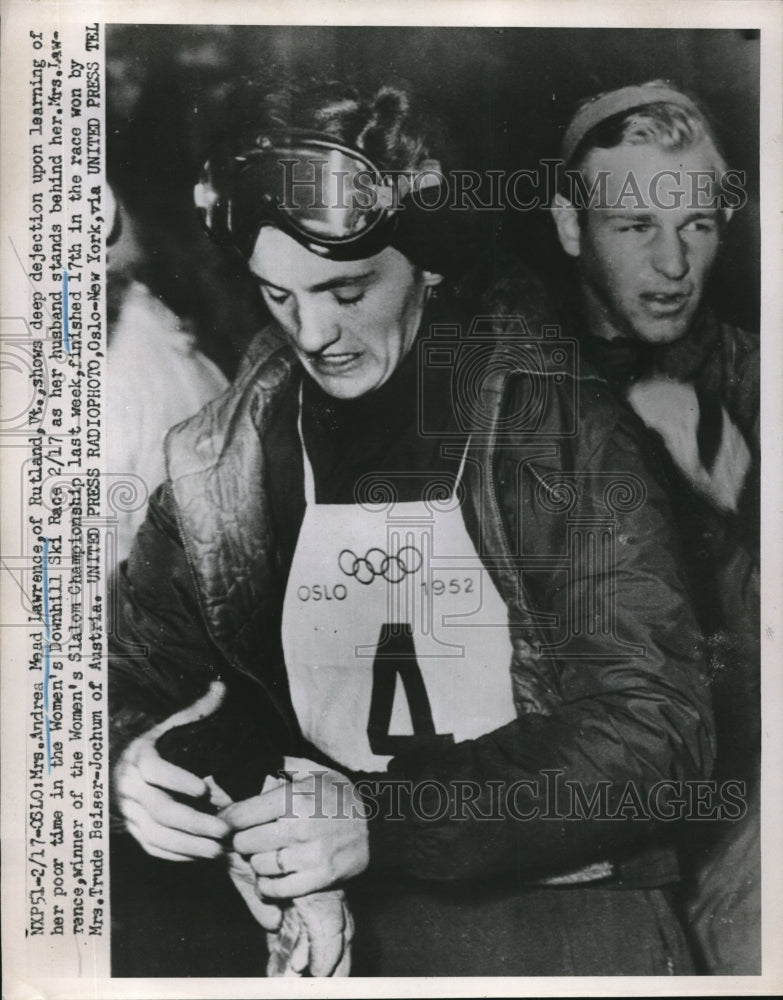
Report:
579,308,723,387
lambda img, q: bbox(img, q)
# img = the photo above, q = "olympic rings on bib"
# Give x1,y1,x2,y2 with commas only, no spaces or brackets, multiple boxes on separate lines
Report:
338,545,422,584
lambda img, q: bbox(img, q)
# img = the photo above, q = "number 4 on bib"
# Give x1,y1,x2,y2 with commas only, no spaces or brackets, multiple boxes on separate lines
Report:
367,623,454,756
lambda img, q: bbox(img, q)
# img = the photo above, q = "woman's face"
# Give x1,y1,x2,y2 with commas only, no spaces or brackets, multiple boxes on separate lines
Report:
248,227,443,399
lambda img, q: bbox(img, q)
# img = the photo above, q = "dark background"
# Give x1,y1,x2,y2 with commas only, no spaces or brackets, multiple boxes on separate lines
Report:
107,25,760,377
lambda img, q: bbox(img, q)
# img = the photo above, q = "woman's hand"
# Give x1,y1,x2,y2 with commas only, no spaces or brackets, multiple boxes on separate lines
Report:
221,757,370,898
114,681,231,860
217,775,354,969
267,890,354,977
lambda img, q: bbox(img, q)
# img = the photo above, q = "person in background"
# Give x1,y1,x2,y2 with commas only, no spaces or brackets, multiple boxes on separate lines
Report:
106,185,228,563
550,80,760,974
109,75,714,977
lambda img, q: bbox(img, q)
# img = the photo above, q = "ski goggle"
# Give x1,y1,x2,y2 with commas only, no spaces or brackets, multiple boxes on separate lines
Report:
194,130,444,261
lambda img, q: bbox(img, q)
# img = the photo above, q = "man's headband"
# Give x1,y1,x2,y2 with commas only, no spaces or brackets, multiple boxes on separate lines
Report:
561,84,705,166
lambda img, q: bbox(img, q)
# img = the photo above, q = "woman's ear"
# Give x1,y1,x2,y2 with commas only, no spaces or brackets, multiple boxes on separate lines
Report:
551,193,582,259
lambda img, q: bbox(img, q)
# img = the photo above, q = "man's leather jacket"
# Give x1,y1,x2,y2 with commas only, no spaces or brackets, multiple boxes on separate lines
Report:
109,322,715,887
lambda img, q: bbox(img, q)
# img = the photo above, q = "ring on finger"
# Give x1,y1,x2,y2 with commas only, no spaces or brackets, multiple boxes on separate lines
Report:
275,845,289,875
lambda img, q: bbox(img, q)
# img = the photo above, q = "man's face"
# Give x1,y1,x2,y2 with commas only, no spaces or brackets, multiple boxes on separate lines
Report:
248,228,441,399
570,142,722,344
